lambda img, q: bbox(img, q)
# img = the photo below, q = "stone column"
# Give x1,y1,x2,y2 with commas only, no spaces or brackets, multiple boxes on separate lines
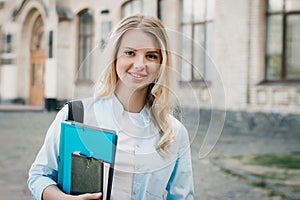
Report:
0,33,18,103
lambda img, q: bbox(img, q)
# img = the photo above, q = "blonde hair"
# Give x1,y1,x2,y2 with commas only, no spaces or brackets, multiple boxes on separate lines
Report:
95,14,175,154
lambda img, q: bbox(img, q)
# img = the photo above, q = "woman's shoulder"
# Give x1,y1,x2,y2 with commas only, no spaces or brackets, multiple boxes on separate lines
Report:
168,114,192,154
168,114,189,138
169,114,185,129
81,96,112,108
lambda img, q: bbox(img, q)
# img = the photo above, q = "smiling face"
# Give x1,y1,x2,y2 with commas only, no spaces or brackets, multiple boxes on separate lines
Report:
115,29,162,96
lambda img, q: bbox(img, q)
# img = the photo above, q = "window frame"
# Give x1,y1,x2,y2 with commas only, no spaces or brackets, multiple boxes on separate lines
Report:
265,0,300,83
180,0,213,83
76,9,94,82
121,0,143,18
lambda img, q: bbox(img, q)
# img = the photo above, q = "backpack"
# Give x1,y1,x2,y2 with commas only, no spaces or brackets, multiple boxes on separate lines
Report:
66,100,84,123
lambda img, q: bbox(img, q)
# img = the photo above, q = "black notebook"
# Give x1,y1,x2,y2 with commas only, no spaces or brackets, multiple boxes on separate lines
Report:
70,152,104,195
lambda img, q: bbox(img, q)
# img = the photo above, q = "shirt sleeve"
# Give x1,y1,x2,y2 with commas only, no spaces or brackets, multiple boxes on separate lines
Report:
27,106,68,200
166,123,195,200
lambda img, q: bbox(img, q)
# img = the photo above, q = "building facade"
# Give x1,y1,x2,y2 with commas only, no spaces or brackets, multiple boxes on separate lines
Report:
0,0,299,115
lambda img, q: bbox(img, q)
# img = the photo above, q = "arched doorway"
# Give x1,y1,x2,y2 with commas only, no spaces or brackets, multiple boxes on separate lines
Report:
29,15,45,106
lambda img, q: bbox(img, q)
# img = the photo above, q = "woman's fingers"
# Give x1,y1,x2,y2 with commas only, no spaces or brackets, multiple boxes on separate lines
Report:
78,192,102,200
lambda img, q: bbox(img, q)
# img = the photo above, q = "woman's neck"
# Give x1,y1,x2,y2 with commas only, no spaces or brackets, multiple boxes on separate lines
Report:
115,86,147,113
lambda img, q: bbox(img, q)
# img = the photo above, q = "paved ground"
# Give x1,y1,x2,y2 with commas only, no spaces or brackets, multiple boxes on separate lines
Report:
0,110,299,200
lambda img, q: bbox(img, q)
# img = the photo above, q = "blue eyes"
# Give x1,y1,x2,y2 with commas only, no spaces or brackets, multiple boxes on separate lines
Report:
124,51,159,60
124,51,135,56
147,54,158,59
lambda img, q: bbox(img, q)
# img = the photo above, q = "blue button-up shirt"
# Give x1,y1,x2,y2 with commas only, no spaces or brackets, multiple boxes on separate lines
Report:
28,95,194,200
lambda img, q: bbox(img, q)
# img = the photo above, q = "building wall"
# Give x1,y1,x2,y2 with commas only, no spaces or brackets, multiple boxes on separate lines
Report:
0,0,32,101
213,0,249,110
0,0,299,114
247,0,300,114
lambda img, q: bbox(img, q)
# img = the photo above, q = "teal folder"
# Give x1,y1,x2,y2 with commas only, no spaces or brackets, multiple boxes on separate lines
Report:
58,121,117,200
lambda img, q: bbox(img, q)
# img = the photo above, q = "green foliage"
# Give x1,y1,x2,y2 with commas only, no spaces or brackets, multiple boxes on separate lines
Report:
246,153,300,169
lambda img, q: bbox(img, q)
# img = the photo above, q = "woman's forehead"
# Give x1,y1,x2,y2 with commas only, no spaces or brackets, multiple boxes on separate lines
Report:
119,29,161,50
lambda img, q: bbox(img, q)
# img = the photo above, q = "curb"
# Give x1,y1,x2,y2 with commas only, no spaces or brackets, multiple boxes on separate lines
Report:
209,157,300,200
0,104,44,112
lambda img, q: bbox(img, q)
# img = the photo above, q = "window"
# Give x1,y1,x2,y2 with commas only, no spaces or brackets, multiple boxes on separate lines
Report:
100,21,111,49
265,0,300,81
77,9,93,81
180,0,214,82
4,34,12,53
48,30,53,58
122,0,142,18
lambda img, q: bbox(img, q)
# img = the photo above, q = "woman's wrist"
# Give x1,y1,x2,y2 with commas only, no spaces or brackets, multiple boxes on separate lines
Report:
42,184,69,200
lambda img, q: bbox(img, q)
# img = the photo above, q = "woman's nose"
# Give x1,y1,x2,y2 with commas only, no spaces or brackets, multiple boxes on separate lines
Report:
133,55,145,70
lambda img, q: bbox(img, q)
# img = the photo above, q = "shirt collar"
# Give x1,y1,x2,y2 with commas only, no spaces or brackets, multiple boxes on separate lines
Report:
111,93,150,126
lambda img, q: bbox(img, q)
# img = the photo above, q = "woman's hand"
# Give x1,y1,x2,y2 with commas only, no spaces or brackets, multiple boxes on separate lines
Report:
42,185,102,200
73,192,102,200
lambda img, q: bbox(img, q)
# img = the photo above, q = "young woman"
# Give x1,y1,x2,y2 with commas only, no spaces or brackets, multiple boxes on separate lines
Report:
28,14,194,200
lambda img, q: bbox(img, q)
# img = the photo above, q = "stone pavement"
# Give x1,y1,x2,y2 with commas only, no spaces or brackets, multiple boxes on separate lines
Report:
0,109,299,200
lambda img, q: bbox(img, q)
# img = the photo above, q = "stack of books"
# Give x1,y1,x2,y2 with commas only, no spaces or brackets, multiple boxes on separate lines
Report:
58,121,118,200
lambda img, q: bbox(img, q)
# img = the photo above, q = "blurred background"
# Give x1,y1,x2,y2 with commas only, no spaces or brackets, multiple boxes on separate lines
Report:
0,0,299,199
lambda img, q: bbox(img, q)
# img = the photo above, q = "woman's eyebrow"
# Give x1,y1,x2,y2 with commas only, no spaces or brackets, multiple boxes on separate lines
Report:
123,46,136,51
123,46,160,53
147,50,160,54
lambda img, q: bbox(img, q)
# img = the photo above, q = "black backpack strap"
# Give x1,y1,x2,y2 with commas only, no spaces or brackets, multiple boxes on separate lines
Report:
66,100,84,123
